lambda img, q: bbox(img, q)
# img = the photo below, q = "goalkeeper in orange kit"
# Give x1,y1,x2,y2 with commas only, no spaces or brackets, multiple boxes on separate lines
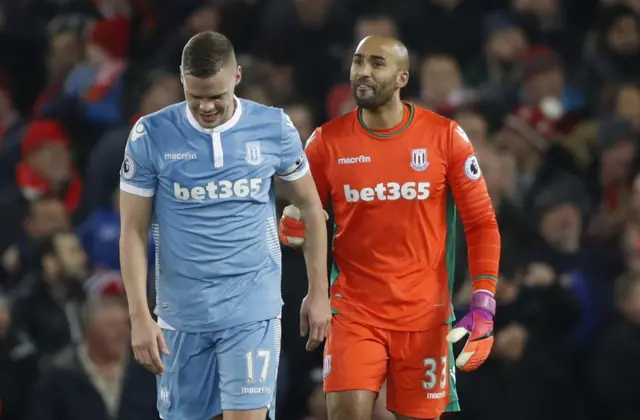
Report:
279,35,500,420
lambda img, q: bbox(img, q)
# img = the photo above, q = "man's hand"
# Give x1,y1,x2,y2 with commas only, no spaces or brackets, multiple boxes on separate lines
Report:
279,204,328,247
300,291,332,352
131,314,170,375
446,290,496,372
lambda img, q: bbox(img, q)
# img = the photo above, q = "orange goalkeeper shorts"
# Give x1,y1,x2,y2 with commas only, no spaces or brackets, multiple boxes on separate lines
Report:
323,314,460,419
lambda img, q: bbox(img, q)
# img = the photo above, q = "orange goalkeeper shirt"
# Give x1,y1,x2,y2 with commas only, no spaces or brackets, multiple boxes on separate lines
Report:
305,103,500,332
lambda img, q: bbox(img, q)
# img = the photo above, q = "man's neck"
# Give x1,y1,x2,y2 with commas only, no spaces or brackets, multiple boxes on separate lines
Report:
88,345,122,366
88,346,124,379
83,344,124,380
360,98,405,131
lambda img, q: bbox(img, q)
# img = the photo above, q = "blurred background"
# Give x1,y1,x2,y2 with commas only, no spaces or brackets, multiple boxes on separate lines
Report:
0,0,640,419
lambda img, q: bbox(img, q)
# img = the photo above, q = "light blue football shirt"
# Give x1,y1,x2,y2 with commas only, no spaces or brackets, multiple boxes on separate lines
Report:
119,98,308,332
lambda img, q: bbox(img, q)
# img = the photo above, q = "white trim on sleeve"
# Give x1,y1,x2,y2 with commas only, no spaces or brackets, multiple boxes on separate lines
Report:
278,163,310,182
120,181,155,197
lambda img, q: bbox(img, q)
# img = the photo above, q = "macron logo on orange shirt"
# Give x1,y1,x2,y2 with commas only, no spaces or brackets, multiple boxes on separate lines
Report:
338,155,371,165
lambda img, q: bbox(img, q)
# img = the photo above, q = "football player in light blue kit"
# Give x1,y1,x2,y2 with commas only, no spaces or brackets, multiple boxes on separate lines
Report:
118,32,331,420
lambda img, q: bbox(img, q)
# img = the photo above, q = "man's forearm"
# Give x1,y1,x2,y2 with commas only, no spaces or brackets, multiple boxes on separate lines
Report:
120,231,151,318
299,203,328,294
465,219,500,294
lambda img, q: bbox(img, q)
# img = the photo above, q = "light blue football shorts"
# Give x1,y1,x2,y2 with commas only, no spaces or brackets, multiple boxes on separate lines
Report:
157,318,281,420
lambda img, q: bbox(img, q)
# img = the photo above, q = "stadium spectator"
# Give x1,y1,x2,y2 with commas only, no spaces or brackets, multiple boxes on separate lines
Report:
455,110,490,147
1,196,71,289
28,297,158,420
518,45,586,123
0,120,78,253
64,17,130,128
33,25,85,119
419,54,478,116
11,231,88,365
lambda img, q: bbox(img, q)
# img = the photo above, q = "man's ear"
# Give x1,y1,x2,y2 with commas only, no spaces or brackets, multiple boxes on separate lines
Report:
236,66,242,86
397,70,409,89
179,66,184,85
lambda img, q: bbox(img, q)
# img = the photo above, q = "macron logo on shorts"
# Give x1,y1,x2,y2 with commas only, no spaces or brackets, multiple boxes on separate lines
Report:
158,387,170,406
241,386,272,394
426,391,447,400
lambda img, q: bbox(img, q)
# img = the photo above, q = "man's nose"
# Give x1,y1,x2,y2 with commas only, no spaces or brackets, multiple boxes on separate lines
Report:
199,100,216,112
359,64,373,77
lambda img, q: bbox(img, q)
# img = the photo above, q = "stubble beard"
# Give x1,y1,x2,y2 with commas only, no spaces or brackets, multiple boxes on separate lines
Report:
352,83,396,110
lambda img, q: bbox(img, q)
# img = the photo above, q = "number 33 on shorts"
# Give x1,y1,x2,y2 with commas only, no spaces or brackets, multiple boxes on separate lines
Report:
415,352,459,416
422,356,449,391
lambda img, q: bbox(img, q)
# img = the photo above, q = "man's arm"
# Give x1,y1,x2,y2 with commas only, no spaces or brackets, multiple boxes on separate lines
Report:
118,118,158,317
277,173,328,295
118,118,168,374
277,111,331,351
119,199,168,375
119,191,153,317
279,171,331,351
445,122,500,372
447,124,501,293
276,114,328,294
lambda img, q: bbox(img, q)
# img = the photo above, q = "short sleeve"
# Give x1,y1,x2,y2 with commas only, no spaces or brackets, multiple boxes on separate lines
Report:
119,118,157,197
276,110,310,182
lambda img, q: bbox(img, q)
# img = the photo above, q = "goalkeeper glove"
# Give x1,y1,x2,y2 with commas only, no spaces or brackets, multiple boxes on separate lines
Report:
446,290,496,372
278,205,328,247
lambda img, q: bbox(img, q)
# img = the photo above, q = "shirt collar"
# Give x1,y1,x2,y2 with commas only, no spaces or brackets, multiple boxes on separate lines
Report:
185,96,243,134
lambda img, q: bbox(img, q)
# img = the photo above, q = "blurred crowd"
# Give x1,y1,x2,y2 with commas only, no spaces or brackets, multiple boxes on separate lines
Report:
1,0,640,419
